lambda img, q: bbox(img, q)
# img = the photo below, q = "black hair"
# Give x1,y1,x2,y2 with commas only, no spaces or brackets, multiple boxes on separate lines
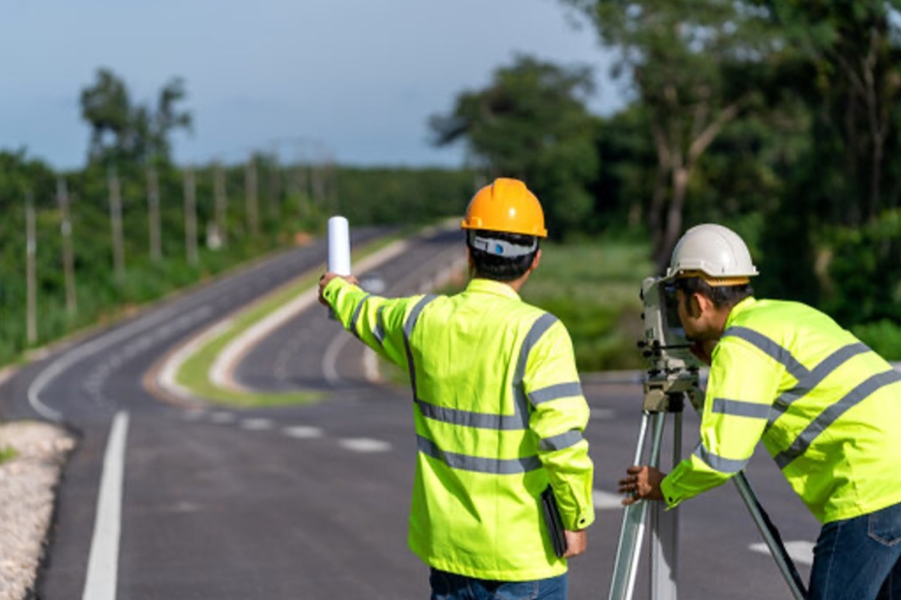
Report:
467,229,539,282
674,277,754,311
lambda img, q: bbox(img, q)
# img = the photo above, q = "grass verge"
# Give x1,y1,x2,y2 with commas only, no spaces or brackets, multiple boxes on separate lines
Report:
0,445,17,465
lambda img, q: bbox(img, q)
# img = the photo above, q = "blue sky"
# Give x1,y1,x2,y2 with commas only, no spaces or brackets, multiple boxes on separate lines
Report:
0,0,625,169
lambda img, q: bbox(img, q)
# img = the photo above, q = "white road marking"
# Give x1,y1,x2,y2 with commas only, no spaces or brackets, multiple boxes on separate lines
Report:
212,239,412,391
28,303,211,421
339,438,392,453
362,348,381,383
283,425,324,439
591,408,616,420
322,333,353,385
210,412,236,424
181,410,206,420
593,490,625,510
749,540,815,566
241,418,274,430
82,411,129,600
157,319,233,404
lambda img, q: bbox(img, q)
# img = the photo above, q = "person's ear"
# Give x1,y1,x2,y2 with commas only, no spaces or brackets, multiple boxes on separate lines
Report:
529,249,542,273
693,292,714,317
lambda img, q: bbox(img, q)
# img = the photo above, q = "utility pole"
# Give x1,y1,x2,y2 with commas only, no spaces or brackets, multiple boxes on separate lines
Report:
25,191,37,345
245,158,260,237
147,165,162,261
57,177,77,317
108,168,125,281
214,161,228,247
183,167,199,266
268,145,280,220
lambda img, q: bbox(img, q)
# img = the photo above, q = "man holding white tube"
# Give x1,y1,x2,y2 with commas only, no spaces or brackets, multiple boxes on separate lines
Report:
319,178,595,600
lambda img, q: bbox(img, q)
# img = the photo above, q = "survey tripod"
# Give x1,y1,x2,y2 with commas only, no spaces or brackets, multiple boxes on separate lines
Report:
607,357,810,600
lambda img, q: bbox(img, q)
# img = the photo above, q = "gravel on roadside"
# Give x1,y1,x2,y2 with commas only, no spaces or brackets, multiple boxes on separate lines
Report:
0,421,76,600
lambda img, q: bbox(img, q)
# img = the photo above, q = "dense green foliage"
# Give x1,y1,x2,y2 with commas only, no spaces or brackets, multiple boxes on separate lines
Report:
0,149,472,367
4,0,901,370
430,56,601,239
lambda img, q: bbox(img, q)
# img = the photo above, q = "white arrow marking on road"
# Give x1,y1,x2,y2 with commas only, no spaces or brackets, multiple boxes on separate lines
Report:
593,490,626,510
82,411,129,600
283,425,324,439
749,540,815,566
339,438,392,453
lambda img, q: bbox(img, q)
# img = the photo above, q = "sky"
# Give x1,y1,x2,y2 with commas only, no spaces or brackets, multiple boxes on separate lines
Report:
0,0,626,169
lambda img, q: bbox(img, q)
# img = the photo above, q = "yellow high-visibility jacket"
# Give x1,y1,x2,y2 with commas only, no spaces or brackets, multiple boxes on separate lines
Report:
661,297,901,523
323,277,595,580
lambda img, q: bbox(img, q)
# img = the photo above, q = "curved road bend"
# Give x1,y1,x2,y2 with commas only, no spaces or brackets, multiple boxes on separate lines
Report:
0,226,819,599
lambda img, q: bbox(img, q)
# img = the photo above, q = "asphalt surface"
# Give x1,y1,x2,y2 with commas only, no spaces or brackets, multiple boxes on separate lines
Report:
0,226,821,600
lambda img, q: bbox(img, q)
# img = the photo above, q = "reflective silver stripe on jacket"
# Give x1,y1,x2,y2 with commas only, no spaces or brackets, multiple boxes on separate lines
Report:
539,430,584,452
529,381,583,405
373,306,386,345
692,442,748,474
349,294,372,340
711,398,770,419
766,342,871,430
411,311,559,431
774,369,901,470
415,399,525,430
722,326,810,381
402,295,438,398
417,435,542,474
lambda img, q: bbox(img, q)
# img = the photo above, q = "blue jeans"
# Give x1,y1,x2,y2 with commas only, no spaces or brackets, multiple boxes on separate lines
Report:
809,501,901,600
429,568,567,600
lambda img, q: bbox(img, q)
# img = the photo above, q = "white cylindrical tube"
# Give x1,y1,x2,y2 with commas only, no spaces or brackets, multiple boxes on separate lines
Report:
327,216,351,275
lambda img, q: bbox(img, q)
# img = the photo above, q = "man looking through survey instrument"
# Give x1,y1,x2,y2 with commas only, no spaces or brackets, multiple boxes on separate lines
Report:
319,178,595,600
619,223,901,600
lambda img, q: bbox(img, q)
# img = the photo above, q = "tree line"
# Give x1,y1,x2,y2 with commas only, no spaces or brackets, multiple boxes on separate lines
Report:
429,0,901,357
3,0,901,366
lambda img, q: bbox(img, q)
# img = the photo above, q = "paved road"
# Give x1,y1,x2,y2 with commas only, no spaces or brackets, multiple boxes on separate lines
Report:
0,227,820,600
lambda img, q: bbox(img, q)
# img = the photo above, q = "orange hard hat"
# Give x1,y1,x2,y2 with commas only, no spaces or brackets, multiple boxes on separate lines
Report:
461,178,548,238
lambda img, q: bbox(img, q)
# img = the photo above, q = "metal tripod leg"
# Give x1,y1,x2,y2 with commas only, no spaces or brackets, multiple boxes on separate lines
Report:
733,473,808,600
649,411,681,600
608,411,668,600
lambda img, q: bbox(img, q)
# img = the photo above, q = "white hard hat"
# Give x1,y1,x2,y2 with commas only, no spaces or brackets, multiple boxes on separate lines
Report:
666,224,758,283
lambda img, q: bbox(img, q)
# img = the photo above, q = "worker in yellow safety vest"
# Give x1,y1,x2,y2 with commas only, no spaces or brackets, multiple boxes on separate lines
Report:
619,223,901,600
318,178,595,600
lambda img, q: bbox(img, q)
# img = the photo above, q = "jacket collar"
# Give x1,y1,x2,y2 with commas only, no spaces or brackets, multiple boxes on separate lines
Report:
724,296,757,328
465,278,521,301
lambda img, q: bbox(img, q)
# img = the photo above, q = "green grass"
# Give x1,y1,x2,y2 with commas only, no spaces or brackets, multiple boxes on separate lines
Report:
175,232,408,407
523,240,650,371
0,446,17,465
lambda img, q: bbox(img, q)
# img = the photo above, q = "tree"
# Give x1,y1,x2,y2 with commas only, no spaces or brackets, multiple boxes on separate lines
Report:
561,0,781,271
80,68,192,167
429,55,600,239
755,0,901,225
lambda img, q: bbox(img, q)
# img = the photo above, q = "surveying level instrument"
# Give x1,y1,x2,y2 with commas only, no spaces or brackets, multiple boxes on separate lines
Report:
607,277,808,600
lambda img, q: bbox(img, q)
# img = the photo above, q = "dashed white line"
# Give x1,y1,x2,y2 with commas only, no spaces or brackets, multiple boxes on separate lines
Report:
749,540,814,566
210,412,236,424
339,438,392,453
82,411,129,600
283,425,324,439
241,418,274,430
